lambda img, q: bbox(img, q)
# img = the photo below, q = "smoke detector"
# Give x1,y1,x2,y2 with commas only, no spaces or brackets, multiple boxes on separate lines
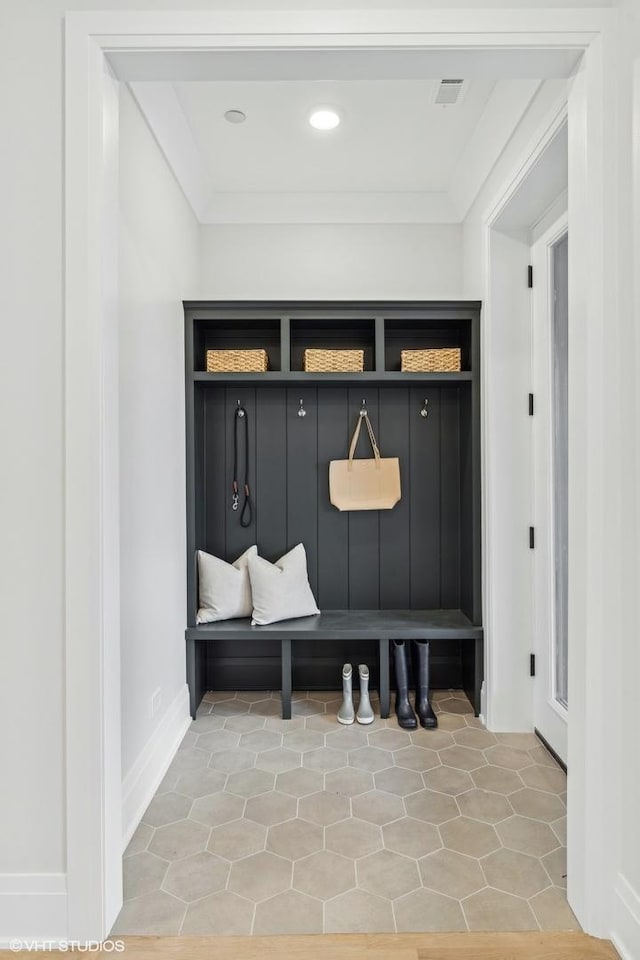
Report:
434,80,465,105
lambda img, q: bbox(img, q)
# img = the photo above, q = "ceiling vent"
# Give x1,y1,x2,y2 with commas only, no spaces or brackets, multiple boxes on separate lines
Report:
435,79,465,105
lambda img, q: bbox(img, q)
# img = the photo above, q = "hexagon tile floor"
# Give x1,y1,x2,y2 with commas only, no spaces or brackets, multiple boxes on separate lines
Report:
112,689,577,936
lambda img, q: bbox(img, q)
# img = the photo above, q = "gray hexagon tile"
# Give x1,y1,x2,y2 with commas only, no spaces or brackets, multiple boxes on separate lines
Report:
175,767,227,799
303,746,347,772
163,851,229,901
245,790,297,826
325,817,382,859
358,849,421,900
149,819,209,860
114,689,574,937
298,790,350,826
294,850,355,899
228,851,292,901
189,791,245,827
255,746,301,774
142,791,192,827
223,714,266,734
325,767,374,798
225,768,274,798
181,890,254,935
253,889,323,935
325,888,395,933
197,729,240,753
267,818,324,859
123,852,168,900
275,767,324,798
208,818,266,860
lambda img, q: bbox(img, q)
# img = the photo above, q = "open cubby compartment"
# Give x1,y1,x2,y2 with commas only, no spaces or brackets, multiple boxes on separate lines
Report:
192,314,282,372
290,316,376,372
384,316,472,373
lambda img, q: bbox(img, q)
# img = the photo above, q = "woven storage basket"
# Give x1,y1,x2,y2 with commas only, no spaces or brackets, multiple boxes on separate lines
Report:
304,348,364,373
206,349,269,373
401,347,461,372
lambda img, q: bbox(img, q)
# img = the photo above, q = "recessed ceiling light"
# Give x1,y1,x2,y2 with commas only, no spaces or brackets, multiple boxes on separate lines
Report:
309,107,341,131
224,109,246,124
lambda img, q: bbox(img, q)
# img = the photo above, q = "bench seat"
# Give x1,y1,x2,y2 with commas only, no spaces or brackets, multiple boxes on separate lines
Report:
185,609,483,720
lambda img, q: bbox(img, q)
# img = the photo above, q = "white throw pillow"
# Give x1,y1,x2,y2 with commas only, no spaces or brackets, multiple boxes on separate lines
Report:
196,546,257,624
248,544,320,625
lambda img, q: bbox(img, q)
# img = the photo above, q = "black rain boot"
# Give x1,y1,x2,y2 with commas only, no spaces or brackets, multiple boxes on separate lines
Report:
393,640,418,730
414,640,438,729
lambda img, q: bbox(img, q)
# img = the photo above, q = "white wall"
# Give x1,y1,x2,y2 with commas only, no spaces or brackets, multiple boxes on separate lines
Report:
118,85,197,837
0,0,636,946
199,223,463,300
611,4,640,957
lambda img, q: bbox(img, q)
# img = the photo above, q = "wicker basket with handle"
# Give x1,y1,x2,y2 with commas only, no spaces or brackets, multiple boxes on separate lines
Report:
206,349,269,373
304,348,364,373
401,347,462,372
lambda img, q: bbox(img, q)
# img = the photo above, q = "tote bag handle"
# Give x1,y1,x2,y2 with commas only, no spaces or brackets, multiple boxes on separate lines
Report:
348,412,381,468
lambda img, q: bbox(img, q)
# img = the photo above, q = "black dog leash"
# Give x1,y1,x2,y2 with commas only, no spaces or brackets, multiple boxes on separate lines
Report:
232,404,252,528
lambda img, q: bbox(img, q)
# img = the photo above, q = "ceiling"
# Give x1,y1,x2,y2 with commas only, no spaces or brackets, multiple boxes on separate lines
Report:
123,47,570,225
173,79,497,195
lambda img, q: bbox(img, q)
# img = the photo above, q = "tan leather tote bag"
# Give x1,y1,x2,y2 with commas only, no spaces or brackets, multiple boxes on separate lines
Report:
329,412,401,511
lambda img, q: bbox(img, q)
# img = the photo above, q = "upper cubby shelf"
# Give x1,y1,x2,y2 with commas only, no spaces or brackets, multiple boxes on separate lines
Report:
185,302,480,380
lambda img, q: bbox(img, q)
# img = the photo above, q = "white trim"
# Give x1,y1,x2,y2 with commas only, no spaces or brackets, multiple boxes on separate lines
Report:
450,79,542,221
122,685,191,851
63,7,615,942
531,211,569,762
612,875,640,960
0,876,67,942
0,875,66,896
128,81,210,221
481,106,569,736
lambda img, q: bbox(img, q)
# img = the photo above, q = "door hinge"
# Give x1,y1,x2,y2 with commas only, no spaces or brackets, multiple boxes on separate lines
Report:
529,526,535,549
528,393,534,416
530,654,536,677
528,265,533,288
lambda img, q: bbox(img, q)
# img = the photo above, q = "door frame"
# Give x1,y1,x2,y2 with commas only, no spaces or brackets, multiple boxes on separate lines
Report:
65,7,619,940
531,212,569,764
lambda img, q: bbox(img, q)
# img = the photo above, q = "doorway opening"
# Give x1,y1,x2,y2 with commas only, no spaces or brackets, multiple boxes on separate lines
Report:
63,11,616,940
111,52,572,936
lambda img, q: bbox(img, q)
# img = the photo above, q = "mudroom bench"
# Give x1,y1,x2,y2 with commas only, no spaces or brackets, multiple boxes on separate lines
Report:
185,609,483,720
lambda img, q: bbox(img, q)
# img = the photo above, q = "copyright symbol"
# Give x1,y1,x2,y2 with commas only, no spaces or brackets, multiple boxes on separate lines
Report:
9,940,21,952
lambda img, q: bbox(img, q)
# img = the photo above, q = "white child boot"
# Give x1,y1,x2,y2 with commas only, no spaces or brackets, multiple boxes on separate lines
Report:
356,664,375,724
337,663,355,724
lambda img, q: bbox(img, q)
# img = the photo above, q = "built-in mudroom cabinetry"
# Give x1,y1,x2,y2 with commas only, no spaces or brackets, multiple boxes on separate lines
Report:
184,302,483,719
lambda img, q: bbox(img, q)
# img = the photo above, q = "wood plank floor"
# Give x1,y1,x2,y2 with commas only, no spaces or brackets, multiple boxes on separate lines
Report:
4,933,616,959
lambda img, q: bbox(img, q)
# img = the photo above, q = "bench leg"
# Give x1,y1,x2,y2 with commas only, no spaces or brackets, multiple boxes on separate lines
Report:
186,637,198,720
379,637,390,719
281,637,292,720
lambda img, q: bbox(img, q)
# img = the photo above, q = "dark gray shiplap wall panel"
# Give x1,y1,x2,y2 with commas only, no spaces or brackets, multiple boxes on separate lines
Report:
225,387,257,559
199,384,465,613
256,387,288,561
203,389,226,558
379,387,411,608
286,386,319,594
440,387,461,608
410,386,441,608
347,389,380,609
317,387,350,608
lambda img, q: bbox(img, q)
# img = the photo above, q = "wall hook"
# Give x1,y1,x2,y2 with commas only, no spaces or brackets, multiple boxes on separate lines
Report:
420,398,429,418
236,399,245,418
360,399,367,417
298,398,307,418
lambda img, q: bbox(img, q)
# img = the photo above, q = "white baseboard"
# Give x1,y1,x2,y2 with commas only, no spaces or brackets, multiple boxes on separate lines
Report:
0,874,67,943
121,683,191,850
612,873,640,960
